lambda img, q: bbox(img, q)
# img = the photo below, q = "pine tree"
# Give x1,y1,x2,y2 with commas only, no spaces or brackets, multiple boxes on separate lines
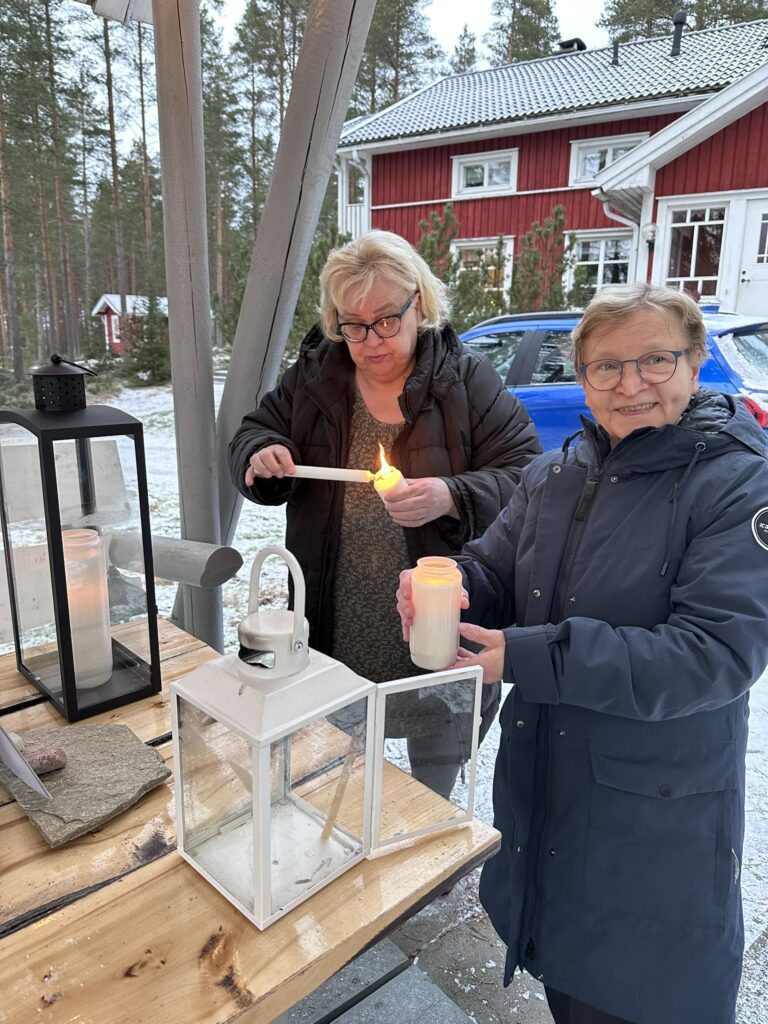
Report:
509,206,572,313
485,0,560,65
353,0,444,114
598,0,767,42
450,26,478,74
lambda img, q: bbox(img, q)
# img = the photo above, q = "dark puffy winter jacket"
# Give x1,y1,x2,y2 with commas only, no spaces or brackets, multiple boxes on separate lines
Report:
228,322,541,729
460,390,768,1024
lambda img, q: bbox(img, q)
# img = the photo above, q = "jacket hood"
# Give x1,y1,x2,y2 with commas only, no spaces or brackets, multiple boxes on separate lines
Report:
297,321,462,415
575,388,768,474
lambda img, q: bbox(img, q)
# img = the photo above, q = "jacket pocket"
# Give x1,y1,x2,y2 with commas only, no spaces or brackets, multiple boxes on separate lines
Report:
583,741,737,929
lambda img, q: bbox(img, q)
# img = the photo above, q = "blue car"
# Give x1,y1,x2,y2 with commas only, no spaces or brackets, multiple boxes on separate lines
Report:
460,307,768,450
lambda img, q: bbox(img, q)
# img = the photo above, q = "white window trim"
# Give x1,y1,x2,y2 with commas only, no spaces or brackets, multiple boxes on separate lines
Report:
451,149,519,199
564,228,635,294
654,196,730,298
568,133,649,186
451,236,515,290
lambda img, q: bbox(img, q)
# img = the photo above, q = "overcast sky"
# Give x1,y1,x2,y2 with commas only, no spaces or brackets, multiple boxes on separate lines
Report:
220,1,612,56
426,0,610,55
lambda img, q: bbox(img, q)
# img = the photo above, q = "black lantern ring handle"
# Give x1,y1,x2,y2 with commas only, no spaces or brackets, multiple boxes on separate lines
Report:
50,353,98,377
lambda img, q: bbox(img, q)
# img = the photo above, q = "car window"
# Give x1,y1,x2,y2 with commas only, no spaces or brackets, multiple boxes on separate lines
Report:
464,330,527,379
715,330,768,390
530,330,577,384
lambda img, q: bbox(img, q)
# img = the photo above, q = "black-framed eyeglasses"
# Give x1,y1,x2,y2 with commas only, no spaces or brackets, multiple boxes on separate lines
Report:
336,293,416,343
578,349,687,391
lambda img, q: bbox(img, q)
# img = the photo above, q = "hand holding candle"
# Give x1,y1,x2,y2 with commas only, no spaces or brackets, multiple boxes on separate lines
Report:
373,443,409,499
375,443,458,527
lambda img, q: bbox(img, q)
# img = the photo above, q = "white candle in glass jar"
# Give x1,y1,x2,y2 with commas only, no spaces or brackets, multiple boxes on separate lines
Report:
409,556,462,671
62,528,113,689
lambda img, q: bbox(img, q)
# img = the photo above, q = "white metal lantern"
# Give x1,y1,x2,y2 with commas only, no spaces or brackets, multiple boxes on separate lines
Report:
171,546,483,929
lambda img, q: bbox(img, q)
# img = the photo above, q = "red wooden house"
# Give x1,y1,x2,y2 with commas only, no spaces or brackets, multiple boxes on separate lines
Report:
336,18,768,313
91,294,169,355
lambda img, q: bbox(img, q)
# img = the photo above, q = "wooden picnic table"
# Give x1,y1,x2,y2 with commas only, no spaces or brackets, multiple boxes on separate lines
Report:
0,619,500,1023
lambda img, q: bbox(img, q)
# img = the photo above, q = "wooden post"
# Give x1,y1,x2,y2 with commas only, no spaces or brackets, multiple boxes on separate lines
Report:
216,0,378,546
151,0,223,650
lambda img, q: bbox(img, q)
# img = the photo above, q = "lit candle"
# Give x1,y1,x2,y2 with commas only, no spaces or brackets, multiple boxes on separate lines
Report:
373,444,408,499
289,465,374,483
62,529,113,689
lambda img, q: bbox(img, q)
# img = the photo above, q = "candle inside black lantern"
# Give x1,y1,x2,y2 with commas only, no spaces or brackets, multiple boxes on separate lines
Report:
0,355,161,721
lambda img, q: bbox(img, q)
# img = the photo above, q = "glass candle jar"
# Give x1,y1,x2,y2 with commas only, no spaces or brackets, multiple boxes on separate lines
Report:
409,556,462,671
62,528,113,689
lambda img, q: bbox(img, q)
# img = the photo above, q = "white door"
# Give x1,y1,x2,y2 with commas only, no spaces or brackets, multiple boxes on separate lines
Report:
737,200,768,314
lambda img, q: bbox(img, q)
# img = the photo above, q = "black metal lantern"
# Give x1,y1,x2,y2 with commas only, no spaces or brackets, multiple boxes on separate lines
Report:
0,355,161,721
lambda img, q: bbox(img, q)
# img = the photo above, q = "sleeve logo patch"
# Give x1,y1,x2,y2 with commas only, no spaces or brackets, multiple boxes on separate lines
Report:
751,508,768,550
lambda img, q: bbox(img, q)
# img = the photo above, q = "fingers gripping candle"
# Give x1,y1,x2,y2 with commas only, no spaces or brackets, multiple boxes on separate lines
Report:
409,556,462,671
373,443,408,500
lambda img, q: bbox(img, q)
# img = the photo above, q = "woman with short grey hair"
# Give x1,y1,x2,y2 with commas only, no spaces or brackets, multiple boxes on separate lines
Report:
398,282,768,1023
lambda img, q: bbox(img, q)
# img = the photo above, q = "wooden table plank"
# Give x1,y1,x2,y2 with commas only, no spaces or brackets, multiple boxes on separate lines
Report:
0,817,499,1024
0,626,502,1024
0,618,208,711
0,743,175,935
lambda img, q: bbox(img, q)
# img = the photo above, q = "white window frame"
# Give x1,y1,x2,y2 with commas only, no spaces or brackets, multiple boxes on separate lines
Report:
564,229,635,297
661,202,727,298
451,149,519,199
451,236,515,290
568,133,649,186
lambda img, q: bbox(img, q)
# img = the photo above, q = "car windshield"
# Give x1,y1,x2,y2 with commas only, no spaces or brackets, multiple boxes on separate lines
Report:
530,330,577,384
463,330,527,378
715,330,768,391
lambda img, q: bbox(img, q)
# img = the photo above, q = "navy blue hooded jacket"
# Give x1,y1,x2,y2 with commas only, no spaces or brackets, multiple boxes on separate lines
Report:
460,390,768,1024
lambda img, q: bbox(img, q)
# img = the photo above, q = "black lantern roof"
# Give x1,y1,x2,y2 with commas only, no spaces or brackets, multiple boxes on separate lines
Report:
32,354,97,413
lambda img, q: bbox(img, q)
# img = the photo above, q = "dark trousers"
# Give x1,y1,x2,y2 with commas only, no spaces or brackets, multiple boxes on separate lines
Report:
545,987,635,1024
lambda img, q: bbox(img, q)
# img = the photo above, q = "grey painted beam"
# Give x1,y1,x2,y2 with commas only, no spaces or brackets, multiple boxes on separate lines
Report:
217,0,378,547
151,0,223,649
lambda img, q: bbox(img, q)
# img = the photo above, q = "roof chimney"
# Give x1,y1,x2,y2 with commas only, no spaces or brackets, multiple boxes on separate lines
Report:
558,37,587,53
611,39,620,66
671,11,687,57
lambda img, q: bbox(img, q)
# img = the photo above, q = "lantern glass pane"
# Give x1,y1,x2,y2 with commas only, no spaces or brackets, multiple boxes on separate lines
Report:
52,436,155,708
378,675,479,842
269,699,368,916
177,698,255,912
0,425,59,683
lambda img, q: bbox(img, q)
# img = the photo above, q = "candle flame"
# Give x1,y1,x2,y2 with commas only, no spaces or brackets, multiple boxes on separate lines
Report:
378,443,391,473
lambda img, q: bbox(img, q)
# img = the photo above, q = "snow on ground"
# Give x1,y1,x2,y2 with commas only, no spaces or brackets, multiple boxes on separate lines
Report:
116,379,768,956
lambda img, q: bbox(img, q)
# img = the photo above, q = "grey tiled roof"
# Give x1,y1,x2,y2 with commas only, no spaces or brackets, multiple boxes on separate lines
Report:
340,20,768,147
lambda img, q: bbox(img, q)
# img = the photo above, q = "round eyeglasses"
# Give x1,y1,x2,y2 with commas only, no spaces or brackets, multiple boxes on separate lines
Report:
578,349,687,391
336,293,416,344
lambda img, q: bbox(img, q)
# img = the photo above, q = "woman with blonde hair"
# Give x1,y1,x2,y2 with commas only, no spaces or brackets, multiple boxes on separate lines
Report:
230,229,540,796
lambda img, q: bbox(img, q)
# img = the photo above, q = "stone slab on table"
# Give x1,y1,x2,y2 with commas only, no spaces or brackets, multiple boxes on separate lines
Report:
0,723,170,846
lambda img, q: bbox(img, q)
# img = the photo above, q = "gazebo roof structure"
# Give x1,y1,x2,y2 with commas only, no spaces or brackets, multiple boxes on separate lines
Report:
75,0,378,649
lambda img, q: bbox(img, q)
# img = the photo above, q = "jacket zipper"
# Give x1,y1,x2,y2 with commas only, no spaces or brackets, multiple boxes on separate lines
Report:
521,452,607,970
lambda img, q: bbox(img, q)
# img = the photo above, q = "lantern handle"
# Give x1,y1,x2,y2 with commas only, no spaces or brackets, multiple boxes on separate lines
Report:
247,546,306,653
50,353,98,377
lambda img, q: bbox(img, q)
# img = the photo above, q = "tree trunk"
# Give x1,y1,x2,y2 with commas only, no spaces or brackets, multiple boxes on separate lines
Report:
43,0,77,355
104,20,127,323
37,177,62,355
279,0,287,125
215,172,224,346
0,110,23,381
249,66,259,244
138,23,153,272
